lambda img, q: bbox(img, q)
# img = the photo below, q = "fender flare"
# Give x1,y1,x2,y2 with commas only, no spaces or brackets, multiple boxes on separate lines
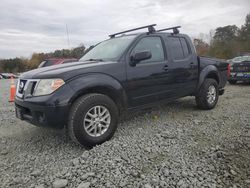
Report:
67,73,127,109
196,65,220,93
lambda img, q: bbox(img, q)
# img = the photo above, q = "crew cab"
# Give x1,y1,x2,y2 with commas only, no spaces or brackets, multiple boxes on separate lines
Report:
15,25,228,148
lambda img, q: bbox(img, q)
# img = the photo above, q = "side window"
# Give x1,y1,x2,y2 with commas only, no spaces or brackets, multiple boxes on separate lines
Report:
180,38,190,57
169,37,184,60
132,37,164,63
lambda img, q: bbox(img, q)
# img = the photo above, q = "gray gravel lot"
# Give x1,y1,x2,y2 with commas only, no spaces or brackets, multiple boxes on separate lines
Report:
0,79,250,188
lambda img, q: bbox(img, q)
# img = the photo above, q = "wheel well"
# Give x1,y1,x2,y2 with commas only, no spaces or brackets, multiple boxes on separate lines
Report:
71,86,125,113
206,72,219,84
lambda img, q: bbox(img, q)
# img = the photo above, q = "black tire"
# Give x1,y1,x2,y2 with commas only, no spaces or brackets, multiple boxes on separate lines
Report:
68,93,118,148
228,80,237,85
195,78,219,110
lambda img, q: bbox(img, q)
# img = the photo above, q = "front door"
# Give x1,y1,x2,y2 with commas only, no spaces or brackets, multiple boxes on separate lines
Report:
125,35,171,108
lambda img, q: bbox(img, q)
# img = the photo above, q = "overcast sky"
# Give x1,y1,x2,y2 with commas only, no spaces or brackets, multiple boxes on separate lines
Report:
0,0,249,59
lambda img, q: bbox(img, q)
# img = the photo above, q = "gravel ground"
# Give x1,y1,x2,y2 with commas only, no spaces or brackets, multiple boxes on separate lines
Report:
0,79,250,188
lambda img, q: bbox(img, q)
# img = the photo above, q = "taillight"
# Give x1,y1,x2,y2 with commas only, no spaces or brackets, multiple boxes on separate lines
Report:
227,64,231,79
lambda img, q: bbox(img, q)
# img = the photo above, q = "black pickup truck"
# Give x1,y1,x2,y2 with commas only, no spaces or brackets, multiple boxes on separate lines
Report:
15,25,228,148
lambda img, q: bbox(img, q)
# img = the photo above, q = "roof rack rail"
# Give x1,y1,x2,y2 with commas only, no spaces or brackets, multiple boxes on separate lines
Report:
109,24,156,38
156,26,181,34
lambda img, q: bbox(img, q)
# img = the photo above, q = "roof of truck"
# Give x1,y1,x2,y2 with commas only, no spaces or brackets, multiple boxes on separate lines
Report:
109,24,182,38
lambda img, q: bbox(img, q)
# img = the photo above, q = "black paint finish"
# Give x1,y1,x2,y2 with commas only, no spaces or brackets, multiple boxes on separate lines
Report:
15,32,228,128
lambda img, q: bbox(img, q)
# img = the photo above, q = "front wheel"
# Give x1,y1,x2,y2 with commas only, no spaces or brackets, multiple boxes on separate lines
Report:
68,94,118,148
195,78,219,110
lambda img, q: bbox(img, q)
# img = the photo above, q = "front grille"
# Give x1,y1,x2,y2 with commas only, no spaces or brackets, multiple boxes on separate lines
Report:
16,79,39,99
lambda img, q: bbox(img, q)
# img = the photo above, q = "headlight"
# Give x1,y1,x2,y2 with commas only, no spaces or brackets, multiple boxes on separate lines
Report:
33,79,65,96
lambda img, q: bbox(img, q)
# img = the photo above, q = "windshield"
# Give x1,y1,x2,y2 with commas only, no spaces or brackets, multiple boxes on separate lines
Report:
80,35,136,61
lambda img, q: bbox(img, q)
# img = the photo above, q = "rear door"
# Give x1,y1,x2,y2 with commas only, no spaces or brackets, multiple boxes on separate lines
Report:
166,36,198,96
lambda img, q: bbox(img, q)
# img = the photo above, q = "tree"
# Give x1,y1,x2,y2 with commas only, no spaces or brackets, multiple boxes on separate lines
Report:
193,38,210,56
0,58,27,73
26,53,45,69
240,14,250,39
213,25,239,42
1,13,250,73
208,13,250,59
239,14,250,52
71,44,86,59
209,25,240,59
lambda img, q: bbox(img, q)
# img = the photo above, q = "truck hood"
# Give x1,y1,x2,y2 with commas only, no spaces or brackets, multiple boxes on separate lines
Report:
20,61,117,80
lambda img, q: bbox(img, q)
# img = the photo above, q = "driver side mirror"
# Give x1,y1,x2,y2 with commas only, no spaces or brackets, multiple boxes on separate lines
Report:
130,51,152,66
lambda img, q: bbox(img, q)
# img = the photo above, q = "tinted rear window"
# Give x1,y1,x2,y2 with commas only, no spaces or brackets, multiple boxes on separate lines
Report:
180,38,190,57
169,37,184,60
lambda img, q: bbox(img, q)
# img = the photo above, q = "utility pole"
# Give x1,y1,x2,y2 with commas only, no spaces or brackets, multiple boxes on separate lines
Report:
66,24,70,48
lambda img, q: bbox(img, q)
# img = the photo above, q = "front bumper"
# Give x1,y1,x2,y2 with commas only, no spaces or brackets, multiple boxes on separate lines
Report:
15,101,69,128
14,84,74,129
15,100,69,128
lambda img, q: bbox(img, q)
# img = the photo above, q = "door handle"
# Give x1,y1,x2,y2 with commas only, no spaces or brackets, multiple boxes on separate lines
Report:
163,65,168,71
190,62,195,68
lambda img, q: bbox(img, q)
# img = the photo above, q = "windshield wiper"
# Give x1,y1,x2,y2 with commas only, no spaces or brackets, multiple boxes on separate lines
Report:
84,58,104,62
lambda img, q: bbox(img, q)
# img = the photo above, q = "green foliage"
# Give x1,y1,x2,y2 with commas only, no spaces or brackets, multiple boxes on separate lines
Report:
200,13,250,59
71,44,86,58
26,53,45,70
1,13,250,73
193,39,210,56
239,14,250,51
213,25,239,42
208,25,240,59
0,58,27,73
0,44,92,73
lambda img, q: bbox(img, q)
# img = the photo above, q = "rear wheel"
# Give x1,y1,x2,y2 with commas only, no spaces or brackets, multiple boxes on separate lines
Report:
228,80,237,85
68,94,118,148
195,78,219,110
